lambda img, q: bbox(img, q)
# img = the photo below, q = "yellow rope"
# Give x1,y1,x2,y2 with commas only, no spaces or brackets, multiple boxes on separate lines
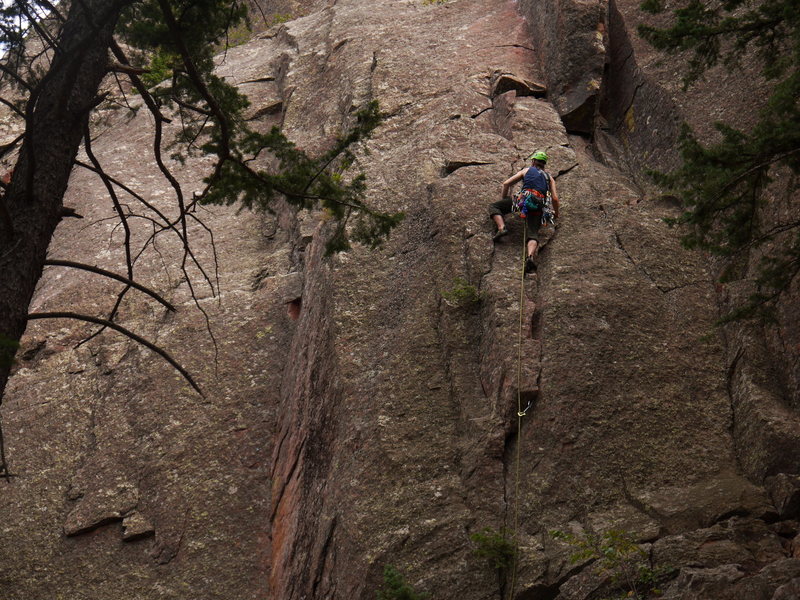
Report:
506,220,528,600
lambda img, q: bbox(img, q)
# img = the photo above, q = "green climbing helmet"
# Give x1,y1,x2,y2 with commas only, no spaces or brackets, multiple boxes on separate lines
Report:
529,150,548,162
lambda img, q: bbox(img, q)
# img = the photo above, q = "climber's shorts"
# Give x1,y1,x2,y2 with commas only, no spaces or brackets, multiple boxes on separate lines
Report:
488,197,542,242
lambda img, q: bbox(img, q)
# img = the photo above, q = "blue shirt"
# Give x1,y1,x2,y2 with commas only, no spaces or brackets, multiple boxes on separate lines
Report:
521,167,549,194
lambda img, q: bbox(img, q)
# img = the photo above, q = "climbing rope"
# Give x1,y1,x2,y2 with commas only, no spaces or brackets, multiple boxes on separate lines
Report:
506,220,529,600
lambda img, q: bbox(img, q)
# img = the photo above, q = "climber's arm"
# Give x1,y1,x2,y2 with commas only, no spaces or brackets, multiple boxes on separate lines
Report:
501,168,527,198
549,175,560,219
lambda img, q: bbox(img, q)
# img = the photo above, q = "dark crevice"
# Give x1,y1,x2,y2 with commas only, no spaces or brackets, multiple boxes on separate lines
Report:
491,73,547,98
269,435,308,521
554,162,579,179
19,339,46,361
517,582,561,600
155,508,191,565
502,417,519,497
620,80,646,124
494,44,535,52
564,127,593,139
64,514,126,537
726,346,745,444
441,160,495,177
123,526,155,543
312,517,337,596
531,309,542,339
287,297,302,321
518,559,593,600
616,476,669,543
246,100,283,121
240,76,276,84
470,106,493,119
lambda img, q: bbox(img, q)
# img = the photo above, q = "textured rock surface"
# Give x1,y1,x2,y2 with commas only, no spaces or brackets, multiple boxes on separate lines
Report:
520,0,800,493
0,0,798,599
518,0,607,134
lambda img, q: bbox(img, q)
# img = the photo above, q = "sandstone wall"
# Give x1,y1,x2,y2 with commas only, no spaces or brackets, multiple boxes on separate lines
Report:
1,0,799,599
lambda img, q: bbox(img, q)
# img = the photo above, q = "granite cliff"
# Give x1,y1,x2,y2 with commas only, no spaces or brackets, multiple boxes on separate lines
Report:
1,0,798,599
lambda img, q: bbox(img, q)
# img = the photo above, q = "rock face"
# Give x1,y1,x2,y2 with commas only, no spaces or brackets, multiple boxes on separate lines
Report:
1,0,798,599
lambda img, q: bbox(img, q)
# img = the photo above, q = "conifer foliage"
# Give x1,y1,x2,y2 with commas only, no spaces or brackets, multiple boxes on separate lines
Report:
639,0,800,319
0,0,400,474
114,0,402,254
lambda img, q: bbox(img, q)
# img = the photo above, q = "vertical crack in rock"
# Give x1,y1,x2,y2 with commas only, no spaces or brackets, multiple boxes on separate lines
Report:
269,436,307,522
311,516,337,597
726,347,746,466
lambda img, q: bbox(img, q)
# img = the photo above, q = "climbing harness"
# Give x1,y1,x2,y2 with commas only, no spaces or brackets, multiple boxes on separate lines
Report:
512,188,546,219
513,171,554,225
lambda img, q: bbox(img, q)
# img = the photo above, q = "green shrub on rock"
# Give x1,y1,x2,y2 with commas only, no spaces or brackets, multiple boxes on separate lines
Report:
551,528,674,599
469,527,516,597
441,277,482,308
376,565,429,600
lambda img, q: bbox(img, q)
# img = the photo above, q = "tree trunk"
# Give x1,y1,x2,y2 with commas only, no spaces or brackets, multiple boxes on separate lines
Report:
0,0,132,406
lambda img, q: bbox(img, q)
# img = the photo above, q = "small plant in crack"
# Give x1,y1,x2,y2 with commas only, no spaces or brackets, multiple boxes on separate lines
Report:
376,565,429,600
441,277,482,308
422,0,449,5
550,528,674,599
470,527,515,596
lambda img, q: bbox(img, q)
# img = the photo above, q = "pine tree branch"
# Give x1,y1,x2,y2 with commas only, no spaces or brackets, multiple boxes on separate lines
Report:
714,147,800,199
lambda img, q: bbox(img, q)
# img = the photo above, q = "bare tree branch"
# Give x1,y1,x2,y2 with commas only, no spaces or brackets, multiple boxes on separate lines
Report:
43,259,176,311
108,61,148,76
15,0,63,56
84,123,133,277
0,62,33,92
27,311,202,396
36,0,67,24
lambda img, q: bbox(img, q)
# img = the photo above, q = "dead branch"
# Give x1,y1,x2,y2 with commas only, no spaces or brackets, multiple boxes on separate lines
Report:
84,123,133,276
108,61,148,76
43,259,176,311
16,1,63,56
0,96,27,121
0,62,33,92
27,311,202,396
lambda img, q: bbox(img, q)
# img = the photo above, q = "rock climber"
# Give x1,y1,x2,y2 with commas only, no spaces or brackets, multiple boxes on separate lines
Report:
489,150,559,273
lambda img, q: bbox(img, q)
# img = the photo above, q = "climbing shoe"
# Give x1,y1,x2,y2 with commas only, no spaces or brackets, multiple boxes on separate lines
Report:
493,227,509,242
525,257,537,274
